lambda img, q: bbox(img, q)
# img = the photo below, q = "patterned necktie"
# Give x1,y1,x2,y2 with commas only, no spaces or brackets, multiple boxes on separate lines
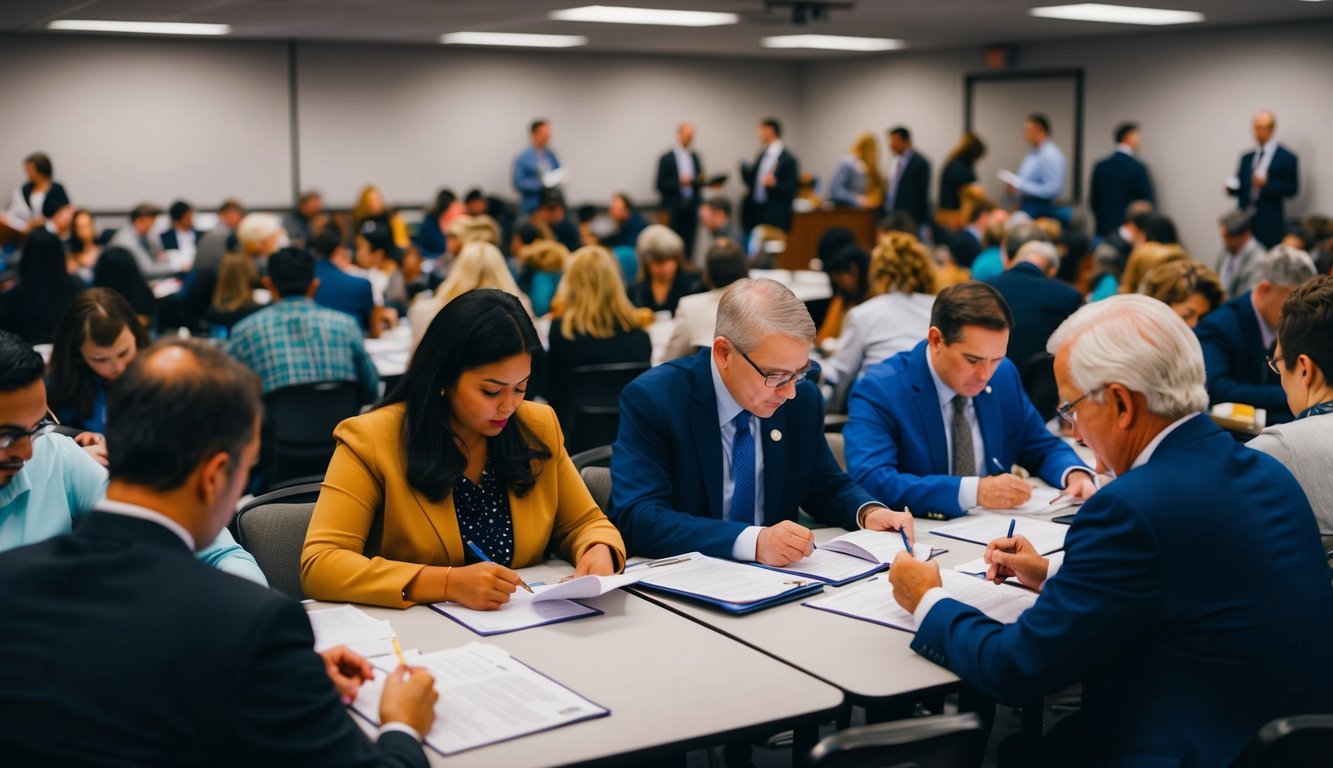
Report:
951,395,975,477
729,412,755,523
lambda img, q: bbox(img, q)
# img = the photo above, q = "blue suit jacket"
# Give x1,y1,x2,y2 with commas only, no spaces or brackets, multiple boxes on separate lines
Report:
1194,292,1291,424
1089,150,1154,237
609,350,873,559
512,147,561,215
1231,144,1298,247
312,259,375,332
845,341,1087,517
913,414,1333,766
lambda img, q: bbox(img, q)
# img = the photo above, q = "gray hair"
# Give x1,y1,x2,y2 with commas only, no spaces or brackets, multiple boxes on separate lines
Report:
1256,245,1316,287
636,223,684,263
1015,240,1060,272
236,212,284,252
1218,209,1252,237
1046,294,1208,420
1003,221,1048,259
714,278,815,352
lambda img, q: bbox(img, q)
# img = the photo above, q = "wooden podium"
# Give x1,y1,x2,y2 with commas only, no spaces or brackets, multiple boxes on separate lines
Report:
779,209,878,271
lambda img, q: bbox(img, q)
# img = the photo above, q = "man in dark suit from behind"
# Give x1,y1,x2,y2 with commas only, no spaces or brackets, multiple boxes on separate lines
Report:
1228,110,1299,248
1089,122,1154,238
985,239,1083,380
656,121,704,260
0,338,437,767
885,126,931,239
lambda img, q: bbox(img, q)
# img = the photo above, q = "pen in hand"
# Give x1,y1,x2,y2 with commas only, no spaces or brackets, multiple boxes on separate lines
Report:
990,457,1007,476
1007,518,1016,539
464,539,534,593
392,637,410,682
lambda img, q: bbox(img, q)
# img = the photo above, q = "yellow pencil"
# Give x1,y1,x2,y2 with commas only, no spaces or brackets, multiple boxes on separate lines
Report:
392,637,407,668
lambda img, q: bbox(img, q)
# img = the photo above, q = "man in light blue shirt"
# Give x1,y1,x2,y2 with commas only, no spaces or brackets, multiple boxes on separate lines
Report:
1008,113,1067,220
512,118,562,216
0,331,265,583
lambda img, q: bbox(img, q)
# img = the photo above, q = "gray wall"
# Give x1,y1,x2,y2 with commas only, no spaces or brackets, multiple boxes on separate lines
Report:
801,20,1333,256
3,22,1330,257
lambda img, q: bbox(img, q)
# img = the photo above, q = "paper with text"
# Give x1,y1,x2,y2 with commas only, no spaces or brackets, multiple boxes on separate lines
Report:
764,530,944,583
633,553,812,604
307,605,397,658
805,570,1037,631
931,513,1068,554
971,485,1079,516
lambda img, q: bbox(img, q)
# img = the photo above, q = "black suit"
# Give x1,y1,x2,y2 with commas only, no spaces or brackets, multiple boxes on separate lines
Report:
1088,150,1153,237
985,262,1083,371
0,511,427,768
160,227,205,252
887,151,931,232
741,146,799,233
1195,292,1291,424
1230,144,1299,247
656,148,703,258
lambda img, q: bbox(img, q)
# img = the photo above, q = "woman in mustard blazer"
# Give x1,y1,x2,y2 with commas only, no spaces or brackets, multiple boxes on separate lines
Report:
301,288,625,609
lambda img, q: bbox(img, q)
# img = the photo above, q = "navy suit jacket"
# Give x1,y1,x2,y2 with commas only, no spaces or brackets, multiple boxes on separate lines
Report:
1089,150,1153,237
0,512,426,767
656,149,704,211
1194,292,1291,424
913,414,1333,766
609,350,873,558
1231,145,1299,247
845,341,1087,517
889,151,932,232
984,262,1084,370
159,227,205,252
313,258,375,331
741,148,799,232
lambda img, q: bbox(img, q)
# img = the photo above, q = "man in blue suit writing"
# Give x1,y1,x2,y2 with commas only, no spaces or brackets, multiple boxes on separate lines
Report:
889,294,1333,766
846,282,1094,519
609,278,913,566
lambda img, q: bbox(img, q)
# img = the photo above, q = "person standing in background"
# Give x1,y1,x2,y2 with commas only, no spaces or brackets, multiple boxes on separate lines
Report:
1006,114,1066,221
1089,122,1154,238
1228,110,1299,248
885,126,931,236
513,118,562,216
827,131,884,211
656,122,704,260
4,152,73,235
741,117,799,234
936,132,987,232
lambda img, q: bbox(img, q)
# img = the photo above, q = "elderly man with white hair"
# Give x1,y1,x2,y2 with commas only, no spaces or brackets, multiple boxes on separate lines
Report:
889,294,1333,767
609,277,913,565
985,238,1083,377
1195,244,1317,424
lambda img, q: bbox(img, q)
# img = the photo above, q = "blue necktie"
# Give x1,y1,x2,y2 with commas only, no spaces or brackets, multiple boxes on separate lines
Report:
729,412,755,523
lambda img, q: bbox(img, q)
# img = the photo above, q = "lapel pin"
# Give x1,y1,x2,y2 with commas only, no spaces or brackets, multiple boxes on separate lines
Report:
984,385,993,394
770,429,782,442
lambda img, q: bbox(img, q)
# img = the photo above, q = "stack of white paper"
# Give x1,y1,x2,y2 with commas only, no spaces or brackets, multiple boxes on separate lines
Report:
307,605,398,658
971,485,1079,516
632,553,813,604
431,571,646,635
931,513,1069,554
353,643,609,756
805,570,1037,632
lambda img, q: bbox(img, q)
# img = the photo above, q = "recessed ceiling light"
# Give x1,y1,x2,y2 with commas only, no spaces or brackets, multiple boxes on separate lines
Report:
761,34,904,52
1028,4,1204,25
47,19,231,36
550,5,738,27
441,32,588,48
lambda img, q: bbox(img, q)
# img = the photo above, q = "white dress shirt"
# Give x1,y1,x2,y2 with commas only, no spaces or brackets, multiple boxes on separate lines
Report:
711,354,765,560
673,145,696,200
754,141,784,204
926,351,985,511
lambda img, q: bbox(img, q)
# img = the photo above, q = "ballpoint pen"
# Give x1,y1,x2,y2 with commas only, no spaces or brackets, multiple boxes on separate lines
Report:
464,539,534,593
1006,518,1016,539
900,505,914,556
990,457,1007,475
643,556,691,568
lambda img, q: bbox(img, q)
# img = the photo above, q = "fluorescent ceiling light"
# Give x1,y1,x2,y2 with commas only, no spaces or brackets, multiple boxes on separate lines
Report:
1028,4,1204,25
550,5,738,26
441,32,587,48
47,19,231,35
762,34,904,52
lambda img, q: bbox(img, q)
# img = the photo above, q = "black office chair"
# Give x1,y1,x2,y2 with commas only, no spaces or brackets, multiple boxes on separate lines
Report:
232,481,323,599
804,713,987,768
260,381,360,492
1230,715,1333,768
571,444,613,471
1020,352,1059,423
551,362,650,455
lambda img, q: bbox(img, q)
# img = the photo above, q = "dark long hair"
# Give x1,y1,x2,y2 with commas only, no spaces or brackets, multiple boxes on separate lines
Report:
48,288,150,427
93,247,156,322
14,230,82,342
381,289,550,502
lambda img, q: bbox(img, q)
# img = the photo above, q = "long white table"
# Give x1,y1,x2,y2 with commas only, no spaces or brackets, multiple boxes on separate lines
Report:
309,560,843,767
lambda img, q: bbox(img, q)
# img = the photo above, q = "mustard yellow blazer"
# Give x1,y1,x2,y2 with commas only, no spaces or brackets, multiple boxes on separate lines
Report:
300,400,626,608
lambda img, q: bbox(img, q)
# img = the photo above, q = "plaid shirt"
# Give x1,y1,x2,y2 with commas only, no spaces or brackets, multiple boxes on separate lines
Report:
227,297,380,404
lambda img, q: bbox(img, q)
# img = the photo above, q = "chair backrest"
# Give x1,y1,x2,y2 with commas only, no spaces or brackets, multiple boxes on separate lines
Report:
1230,715,1333,768
570,444,613,471
232,481,323,599
261,380,360,491
552,362,651,455
824,431,847,472
805,713,986,768
580,466,612,513
1019,352,1059,423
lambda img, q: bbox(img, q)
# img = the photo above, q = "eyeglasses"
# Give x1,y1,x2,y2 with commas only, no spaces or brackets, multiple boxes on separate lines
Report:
0,417,58,450
733,344,814,389
1267,355,1285,376
1055,387,1104,425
